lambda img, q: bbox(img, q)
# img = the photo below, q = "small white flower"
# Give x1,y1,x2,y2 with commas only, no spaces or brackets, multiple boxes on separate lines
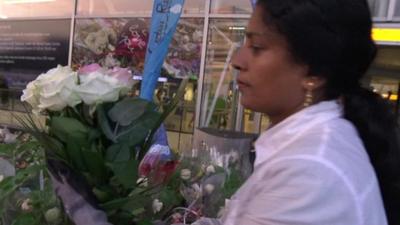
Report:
152,199,163,214
136,177,148,188
44,207,61,223
21,198,32,211
204,184,215,195
229,151,240,163
0,175,4,182
180,169,191,180
206,165,216,175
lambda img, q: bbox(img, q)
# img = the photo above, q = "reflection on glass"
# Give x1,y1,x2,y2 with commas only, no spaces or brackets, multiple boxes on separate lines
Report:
77,0,204,16
367,0,390,18
243,110,260,133
201,19,248,130
73,18,203,77
210,0,252,14
72,18,204,134
0,0,73,18
260,114,270,131
366,46,400,119
394,0,400,18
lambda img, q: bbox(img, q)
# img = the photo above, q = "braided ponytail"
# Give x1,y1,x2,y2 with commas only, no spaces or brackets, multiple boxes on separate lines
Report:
343,88,400,224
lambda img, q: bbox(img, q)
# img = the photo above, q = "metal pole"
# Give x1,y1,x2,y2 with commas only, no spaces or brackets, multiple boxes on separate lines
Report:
194,0,211,128
68,0,78,66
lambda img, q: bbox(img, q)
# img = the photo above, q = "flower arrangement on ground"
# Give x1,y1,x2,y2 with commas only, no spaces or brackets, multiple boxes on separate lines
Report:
139,147,246,225
0,133,70,225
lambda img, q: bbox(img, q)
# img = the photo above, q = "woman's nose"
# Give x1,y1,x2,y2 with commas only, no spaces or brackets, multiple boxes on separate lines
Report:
231,46,247,71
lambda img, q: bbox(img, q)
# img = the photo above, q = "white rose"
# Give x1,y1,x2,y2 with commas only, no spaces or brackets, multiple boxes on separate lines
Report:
152,199,163,214
206,165,216,175
75,71,130,105
180,169,191,180
204,184,215,195
20,80,41,114
21,65,81,113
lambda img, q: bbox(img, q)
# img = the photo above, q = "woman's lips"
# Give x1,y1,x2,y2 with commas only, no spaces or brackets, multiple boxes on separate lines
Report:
237,79,249,91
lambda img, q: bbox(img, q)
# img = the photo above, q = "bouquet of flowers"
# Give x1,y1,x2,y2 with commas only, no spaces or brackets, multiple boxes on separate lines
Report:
14,63,187,225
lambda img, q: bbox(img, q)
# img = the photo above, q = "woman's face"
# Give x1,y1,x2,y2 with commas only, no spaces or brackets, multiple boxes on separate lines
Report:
232,6,310,125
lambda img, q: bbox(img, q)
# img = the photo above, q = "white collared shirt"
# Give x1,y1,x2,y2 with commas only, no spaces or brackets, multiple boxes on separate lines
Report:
221,100,387,225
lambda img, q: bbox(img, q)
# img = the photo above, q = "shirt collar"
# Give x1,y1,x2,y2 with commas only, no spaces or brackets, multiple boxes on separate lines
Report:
254,100,343,166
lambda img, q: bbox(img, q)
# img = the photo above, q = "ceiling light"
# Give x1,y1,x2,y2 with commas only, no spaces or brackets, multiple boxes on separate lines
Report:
228,26,245,31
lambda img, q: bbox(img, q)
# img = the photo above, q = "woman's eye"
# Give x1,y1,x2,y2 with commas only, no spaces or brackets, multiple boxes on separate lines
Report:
250,46,263,55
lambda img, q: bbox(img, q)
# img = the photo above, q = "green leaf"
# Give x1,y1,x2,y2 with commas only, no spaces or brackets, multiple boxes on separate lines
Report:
108,98,157,126
81,150,107,182
49,116,88,143
96,104,117,142
115,111,161,147
101,197,131,211
106,144,131,162
108,159,139,189
137,219,153,225
48,116,92,170
157,187,182,210
121,195,150,214
223,169,244,199
131,207,145,216
0,143,18,158
88,128,102,144
11,213,36,225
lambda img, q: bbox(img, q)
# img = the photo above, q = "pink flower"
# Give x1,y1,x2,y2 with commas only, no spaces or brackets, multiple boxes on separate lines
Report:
78,63,102,75
107,67,133,84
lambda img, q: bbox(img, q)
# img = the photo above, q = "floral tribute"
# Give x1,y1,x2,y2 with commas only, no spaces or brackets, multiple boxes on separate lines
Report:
2,63,186,225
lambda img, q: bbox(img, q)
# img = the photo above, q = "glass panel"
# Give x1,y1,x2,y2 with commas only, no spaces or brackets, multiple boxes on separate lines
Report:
210,0,252,14
201,18,248,130
77,0,204,16
72,17,204,134
243,110,259,133
366,46,400,119
367,0,390,18
394,0,400,18
260,114,270,131
0,0,73,18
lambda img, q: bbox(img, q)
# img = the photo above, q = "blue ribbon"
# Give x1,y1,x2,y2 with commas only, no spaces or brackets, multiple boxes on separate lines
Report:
140,0,185,148
140,0,185,101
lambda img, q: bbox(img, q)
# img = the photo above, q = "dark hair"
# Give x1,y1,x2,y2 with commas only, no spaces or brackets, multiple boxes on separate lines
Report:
257,0,400,223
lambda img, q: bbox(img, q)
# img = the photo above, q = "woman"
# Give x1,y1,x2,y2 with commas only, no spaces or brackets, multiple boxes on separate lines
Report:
198,0,400,225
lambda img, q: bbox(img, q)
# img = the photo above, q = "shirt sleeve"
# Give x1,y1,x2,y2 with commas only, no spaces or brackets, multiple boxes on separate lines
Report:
222,158,359,225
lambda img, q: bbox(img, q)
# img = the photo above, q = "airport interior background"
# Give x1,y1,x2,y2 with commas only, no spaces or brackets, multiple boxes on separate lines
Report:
0,0,399,152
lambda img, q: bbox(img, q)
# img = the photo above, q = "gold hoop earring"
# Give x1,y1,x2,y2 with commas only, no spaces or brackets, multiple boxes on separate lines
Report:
303,89,313,107
303,81,315,107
